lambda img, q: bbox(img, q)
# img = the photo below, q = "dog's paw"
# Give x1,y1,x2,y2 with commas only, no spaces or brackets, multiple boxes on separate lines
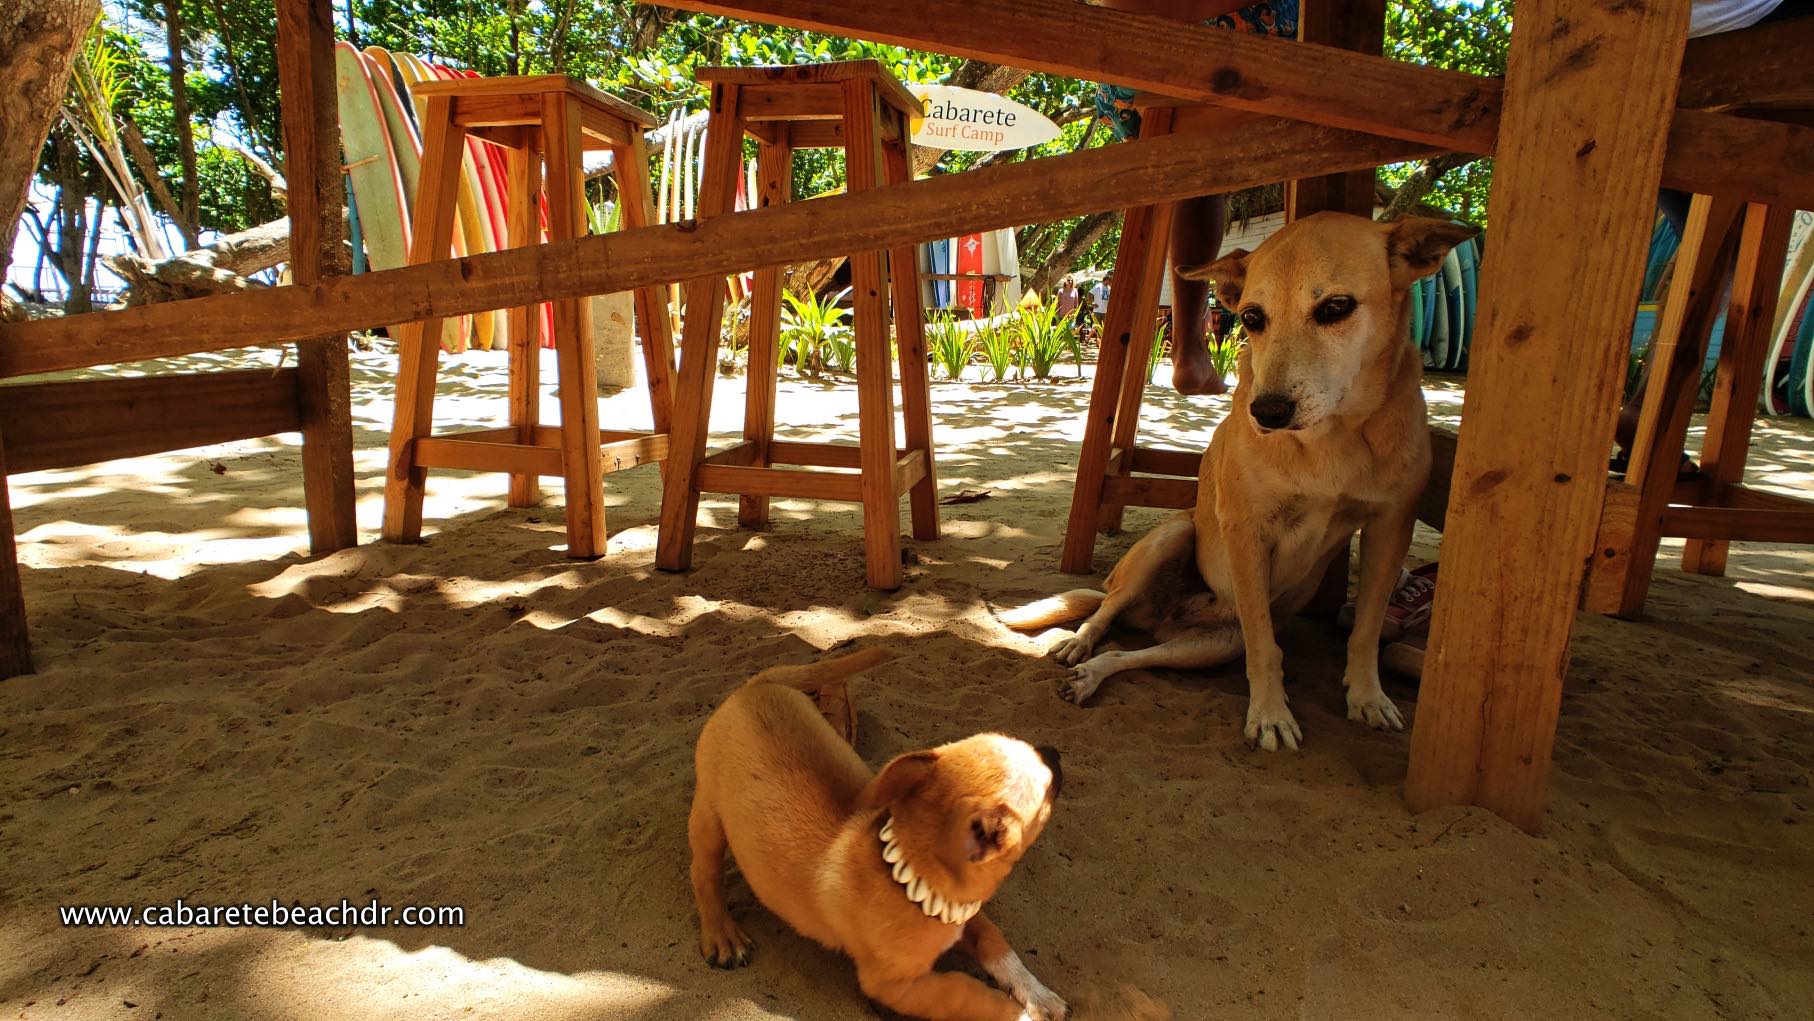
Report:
699,920,755,969
1244,700,1302,752
1347,689,1405,731
1062,662,1111,705
1049,633,1095,667
1020,982,1069,1021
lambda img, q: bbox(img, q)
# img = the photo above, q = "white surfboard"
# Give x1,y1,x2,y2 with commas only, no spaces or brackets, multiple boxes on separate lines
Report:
1764,210,1814,414
907,85,1061,152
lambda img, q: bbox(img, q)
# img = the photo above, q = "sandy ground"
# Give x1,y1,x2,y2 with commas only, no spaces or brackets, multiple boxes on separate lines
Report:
1,347,1811,1020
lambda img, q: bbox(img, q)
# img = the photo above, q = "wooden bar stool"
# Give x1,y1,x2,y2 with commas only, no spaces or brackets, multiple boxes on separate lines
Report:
382,75,676,559
654,61,939,590
1585,196,1814,615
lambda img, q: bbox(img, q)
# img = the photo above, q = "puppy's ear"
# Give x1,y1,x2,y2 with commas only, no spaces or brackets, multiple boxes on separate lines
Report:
1177,249,1250,308
1384,217,1478,290
964,806,1023,864
858,750,938,810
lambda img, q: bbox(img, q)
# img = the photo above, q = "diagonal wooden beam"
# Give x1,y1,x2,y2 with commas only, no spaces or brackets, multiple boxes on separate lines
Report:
0,114,1431,378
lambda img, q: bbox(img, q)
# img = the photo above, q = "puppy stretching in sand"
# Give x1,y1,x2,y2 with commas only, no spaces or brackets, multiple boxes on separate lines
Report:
1004,213,1476,751
689,648,1067,1021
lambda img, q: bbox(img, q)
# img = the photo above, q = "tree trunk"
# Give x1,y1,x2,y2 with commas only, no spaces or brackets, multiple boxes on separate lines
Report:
0,0,101,322
106,215,302,304
1027,210,1119,298
54,130,91,313
160,0,199,248
1379,153,1476,222
122,116,190,233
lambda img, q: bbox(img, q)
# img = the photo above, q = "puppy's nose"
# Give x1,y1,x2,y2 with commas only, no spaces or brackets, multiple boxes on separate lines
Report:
1250,393,1296,430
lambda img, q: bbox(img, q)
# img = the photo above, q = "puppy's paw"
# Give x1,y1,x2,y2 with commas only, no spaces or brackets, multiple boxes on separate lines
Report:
1244,700,1302,752
1020,982,1069,1021
1049,633,1095,667
1062,662,1111,705
698,919,755,969
1346,689,1405,731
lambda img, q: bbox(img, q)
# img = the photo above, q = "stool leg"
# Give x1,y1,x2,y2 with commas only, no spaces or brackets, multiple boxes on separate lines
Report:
1098,196,1175,535
844,80,903,589
544,93,606,558
884,131,940,541
1061,202,1168,574
1684,203,1793,576
740,138,793,529
612,131,678,448
656,84,746,572
1585,193,1745,616
382,96,467,545
505,137,544,508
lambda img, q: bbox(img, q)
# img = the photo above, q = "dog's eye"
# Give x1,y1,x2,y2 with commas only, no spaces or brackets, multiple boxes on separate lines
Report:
1239,307,1267,333
1314,296,1355,324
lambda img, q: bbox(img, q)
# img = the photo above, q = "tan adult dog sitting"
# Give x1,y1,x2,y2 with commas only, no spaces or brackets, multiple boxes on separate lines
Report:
1003,213,1476,751
689,647,1067,1021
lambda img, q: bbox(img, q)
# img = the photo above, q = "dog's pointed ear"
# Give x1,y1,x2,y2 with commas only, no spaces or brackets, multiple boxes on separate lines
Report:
964,805,1022,864
1384,217,1478,290
1177,248,1250,308
858,750,938,810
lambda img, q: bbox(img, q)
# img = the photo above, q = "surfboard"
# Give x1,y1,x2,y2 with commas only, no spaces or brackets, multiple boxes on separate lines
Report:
1408,276,1426,355
1765,213,1814,414
1456,235,1479,372
994,228,1022,310
346,176,366,275
1421,268,1440,367
1440,247,1465,371
929,239,949,308
1429,266,1451,371
333,41,410,277
956,233,986,316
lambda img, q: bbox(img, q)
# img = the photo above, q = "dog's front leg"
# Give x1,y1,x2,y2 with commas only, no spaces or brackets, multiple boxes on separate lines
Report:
1220,525,1300,751
1343,511,1414,731
961,912,1068,1020
858,965,1040,1021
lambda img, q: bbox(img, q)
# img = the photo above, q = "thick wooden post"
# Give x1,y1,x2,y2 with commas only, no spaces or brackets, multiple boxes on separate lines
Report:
739,137,792,529
1287,0,1387,221
275,0,359,554
1682,204,1793,575
505,138,545,508
1405,0,1693,831
543,92,608,558
0,430,31,679
883,123,940,542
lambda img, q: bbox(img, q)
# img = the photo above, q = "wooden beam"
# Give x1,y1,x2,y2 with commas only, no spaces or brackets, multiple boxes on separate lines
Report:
0,114,1431,378
275,0,358,555
1405,0,1693,832
1678,16,1814,112
1288,0,1387,220
1101,474,1194,510
0,371,303,474
0,428,30,679
696,465,865,501
1663,506,1814,544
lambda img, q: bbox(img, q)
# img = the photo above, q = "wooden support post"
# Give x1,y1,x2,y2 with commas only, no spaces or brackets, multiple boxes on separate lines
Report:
543,92,607,558
1683,204,1794,575
1405,0,1693,832
613,130,679,447
275,0,358,554
656,83,746,572
505,138,544,508
739,137,793,529
0,430,30,679
884,124,939,542
381,95,468,545
1585,193,1745,615
842,78,903,589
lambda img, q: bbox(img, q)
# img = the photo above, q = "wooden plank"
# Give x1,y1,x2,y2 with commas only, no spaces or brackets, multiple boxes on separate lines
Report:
696,464,864,501
1101,474,1194,510
656,83,746,573
893,449,927,495
276,0,358,556
545,92,607,558
599,432,668,474
611,130,677,448
844,78,904,590
884,127,939,541
769,440,862,469
1663,506,1814,544
415,437,563,476
1416,424,1460,531
1404,0,1693,832
1287,0,1387,220
737,85,844,121
505,135,544,508
740,138,791,529
379,94,467,545
1724,483,1814,512
787,121,846,149
1677,15,1814,112
1684,204,1794,575
1126,445,1201,479
410,74,657,128
1585,193,1745,617
0,429,31,679
0,115,1436,377
704,440,760,467
698,60,919,120
0,371,303,473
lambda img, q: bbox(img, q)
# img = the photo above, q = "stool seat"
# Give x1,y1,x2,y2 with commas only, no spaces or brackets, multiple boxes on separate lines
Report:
654,62,939,589
382,75,676,559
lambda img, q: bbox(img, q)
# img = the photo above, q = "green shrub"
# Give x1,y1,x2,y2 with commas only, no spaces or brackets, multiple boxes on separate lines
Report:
780,288,851,379
977,320,1016,382
1015,302,1075,381
927,313,973,381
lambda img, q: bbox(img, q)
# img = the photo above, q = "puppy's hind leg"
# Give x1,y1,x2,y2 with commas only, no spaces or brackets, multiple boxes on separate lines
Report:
1064,625,1243,706
1052,513,1196,669
687,792,754,968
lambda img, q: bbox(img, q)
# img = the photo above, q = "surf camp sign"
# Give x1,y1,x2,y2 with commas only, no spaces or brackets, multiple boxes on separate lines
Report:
907,85,1061,152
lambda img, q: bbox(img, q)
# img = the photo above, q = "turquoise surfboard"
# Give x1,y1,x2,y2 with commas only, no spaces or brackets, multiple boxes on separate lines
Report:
1441,247,1465,371
1457,235,1479,372
1408,276,1425,354
1429,268,1451,370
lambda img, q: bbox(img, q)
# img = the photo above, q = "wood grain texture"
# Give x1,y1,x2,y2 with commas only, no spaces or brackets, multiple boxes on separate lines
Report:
1404,0,1693,832
505,137,544,508
276,0,358,554
883,130,939,542
409,74,656,128
544,92,608,558
739,138,792,529
1677,15,1814,112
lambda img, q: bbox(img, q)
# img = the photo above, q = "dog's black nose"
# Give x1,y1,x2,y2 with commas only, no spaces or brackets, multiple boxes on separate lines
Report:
1250,393,1296,430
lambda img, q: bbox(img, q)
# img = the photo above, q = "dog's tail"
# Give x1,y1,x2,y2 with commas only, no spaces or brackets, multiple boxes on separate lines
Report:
996,590,1106,631
744,647,895,692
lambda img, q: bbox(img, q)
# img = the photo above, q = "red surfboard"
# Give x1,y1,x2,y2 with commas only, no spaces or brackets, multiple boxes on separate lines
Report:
956,233,986,316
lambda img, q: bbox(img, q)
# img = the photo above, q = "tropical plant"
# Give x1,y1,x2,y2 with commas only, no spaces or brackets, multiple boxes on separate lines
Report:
976,319,1016,383
1014,301,1075,381
927,312,972,381
1208,331,1243,383
1147,318,1169,379
780,287,851,379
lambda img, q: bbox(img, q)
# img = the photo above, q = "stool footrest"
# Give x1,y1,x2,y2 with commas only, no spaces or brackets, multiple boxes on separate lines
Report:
413,428,668,477
1108,444,1201,478
694,449,927,503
